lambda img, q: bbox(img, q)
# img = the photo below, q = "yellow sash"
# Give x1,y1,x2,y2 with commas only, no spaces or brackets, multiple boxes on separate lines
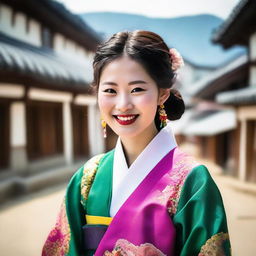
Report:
85,215,113,226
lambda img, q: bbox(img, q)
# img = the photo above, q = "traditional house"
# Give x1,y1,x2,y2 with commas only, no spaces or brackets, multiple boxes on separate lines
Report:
182,0,256,182
185,54,246,175
212,0,256,182
0,0,105,196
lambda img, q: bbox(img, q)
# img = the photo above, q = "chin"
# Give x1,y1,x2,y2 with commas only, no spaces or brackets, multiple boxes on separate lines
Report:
116,131,140,139
112,128,142,139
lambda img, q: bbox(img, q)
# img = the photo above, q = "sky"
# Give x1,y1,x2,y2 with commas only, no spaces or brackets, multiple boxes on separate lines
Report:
56,0,241,19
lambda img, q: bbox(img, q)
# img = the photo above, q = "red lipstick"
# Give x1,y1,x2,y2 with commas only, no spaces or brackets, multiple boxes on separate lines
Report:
114,114,138,125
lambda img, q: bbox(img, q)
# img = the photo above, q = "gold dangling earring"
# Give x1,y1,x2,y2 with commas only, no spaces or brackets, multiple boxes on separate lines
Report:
101,118,107,138
159,104,167,128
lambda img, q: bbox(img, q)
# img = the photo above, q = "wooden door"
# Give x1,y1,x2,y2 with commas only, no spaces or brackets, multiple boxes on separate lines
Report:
26,101,63,160
247,120,256,182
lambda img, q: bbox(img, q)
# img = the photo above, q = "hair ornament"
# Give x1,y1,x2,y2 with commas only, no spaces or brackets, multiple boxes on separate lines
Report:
169,48,184,71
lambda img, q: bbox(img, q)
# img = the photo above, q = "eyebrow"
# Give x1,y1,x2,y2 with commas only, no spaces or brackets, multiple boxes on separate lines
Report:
102,80,147,86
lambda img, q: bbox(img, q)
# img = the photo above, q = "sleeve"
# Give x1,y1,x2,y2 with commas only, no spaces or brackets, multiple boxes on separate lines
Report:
42,166,86,256
172,165,232,256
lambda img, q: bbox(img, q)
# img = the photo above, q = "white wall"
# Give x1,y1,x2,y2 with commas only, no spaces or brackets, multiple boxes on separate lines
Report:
0,83,25,98
10,102,26,147
53,33,92,61
27,19,41,46
0,3,41,47
0,4,12,35
53,33,94,81
249,32,256,61
249,66,256,87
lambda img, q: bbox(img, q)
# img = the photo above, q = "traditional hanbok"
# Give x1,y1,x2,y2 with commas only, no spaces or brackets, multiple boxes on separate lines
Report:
42,123,231,256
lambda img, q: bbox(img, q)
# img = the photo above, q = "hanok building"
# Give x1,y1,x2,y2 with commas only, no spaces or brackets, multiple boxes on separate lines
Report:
212,0,256,182
186,0,256,182
186,54,247,176
0,0,107,193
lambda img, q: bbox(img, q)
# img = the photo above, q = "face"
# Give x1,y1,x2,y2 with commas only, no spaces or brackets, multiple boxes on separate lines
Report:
98,56,169,140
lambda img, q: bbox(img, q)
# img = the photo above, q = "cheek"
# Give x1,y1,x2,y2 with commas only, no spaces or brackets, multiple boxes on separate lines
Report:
98,95,113,113
136,94,158,109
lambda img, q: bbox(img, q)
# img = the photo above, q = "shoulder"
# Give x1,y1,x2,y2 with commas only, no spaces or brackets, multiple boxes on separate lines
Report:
182,164,221,199
83,153,106,173
165,147,208,215
170,147,200,183
171,147,215,190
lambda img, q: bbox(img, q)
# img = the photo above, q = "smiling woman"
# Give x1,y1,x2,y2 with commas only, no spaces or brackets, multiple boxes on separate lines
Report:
42,30,231,256
98,56,166,151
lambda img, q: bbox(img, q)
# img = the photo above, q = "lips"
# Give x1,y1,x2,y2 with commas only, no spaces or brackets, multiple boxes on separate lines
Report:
113,114,139,125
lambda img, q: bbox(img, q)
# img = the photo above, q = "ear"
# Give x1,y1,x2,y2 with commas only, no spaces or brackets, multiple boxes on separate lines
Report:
158,88,171,105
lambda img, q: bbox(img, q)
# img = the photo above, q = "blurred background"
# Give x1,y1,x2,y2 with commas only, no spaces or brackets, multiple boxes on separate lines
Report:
0,0,255,255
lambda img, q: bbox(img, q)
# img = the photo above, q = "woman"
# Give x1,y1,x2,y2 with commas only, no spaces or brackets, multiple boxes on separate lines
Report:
42,30,231,256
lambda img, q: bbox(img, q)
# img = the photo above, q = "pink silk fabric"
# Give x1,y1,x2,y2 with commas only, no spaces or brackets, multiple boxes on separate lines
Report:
95,147,198,256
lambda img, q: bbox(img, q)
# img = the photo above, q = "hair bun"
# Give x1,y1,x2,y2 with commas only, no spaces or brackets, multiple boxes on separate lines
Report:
165,89,185,120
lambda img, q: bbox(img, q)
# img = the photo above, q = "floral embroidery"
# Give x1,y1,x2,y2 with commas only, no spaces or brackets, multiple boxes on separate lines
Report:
104,239,166,256
42,199,71,256
156,151,198,215
80,154,105,207
198,232,229,256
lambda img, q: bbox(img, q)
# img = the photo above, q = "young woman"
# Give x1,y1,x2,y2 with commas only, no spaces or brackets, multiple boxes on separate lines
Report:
42,30,231,256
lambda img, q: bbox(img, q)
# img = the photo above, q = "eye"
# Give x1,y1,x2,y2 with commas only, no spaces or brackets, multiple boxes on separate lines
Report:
103,88,116,94
131,87,145,93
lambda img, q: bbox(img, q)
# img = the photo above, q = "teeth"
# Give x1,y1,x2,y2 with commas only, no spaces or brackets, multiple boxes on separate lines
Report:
117,116,136,121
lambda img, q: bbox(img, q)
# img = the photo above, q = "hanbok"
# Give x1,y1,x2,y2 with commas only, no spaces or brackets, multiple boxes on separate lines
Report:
42,123,231,256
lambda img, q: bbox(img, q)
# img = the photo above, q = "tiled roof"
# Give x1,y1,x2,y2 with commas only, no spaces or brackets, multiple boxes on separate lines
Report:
216,87,256,105
171,109,237,136
212,0,256,47
188,54,248,96
0,32,92,87
212,0,249,43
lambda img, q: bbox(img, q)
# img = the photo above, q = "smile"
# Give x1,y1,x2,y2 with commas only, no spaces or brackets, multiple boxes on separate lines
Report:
113,114,139,125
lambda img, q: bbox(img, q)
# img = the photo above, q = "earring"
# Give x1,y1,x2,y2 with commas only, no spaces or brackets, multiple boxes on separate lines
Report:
101,118,107,138
159,104,167,128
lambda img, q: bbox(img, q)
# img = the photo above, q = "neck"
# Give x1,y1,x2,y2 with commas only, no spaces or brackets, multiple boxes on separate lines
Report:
120,125,158,167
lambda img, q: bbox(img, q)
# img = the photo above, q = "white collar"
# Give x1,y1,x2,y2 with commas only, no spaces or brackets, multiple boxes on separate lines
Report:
110,122,177,217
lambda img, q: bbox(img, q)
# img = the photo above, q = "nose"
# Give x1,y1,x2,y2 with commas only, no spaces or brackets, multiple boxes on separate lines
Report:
115,93,133,112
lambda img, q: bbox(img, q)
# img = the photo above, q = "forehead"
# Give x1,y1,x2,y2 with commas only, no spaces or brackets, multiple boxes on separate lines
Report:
100,56,152,82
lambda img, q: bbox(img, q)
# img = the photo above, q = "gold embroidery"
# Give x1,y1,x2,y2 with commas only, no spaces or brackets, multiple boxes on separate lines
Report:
199,232,229,256
104,239,165,256
80,154,104,205
156,151,198,215
42,199,71,256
